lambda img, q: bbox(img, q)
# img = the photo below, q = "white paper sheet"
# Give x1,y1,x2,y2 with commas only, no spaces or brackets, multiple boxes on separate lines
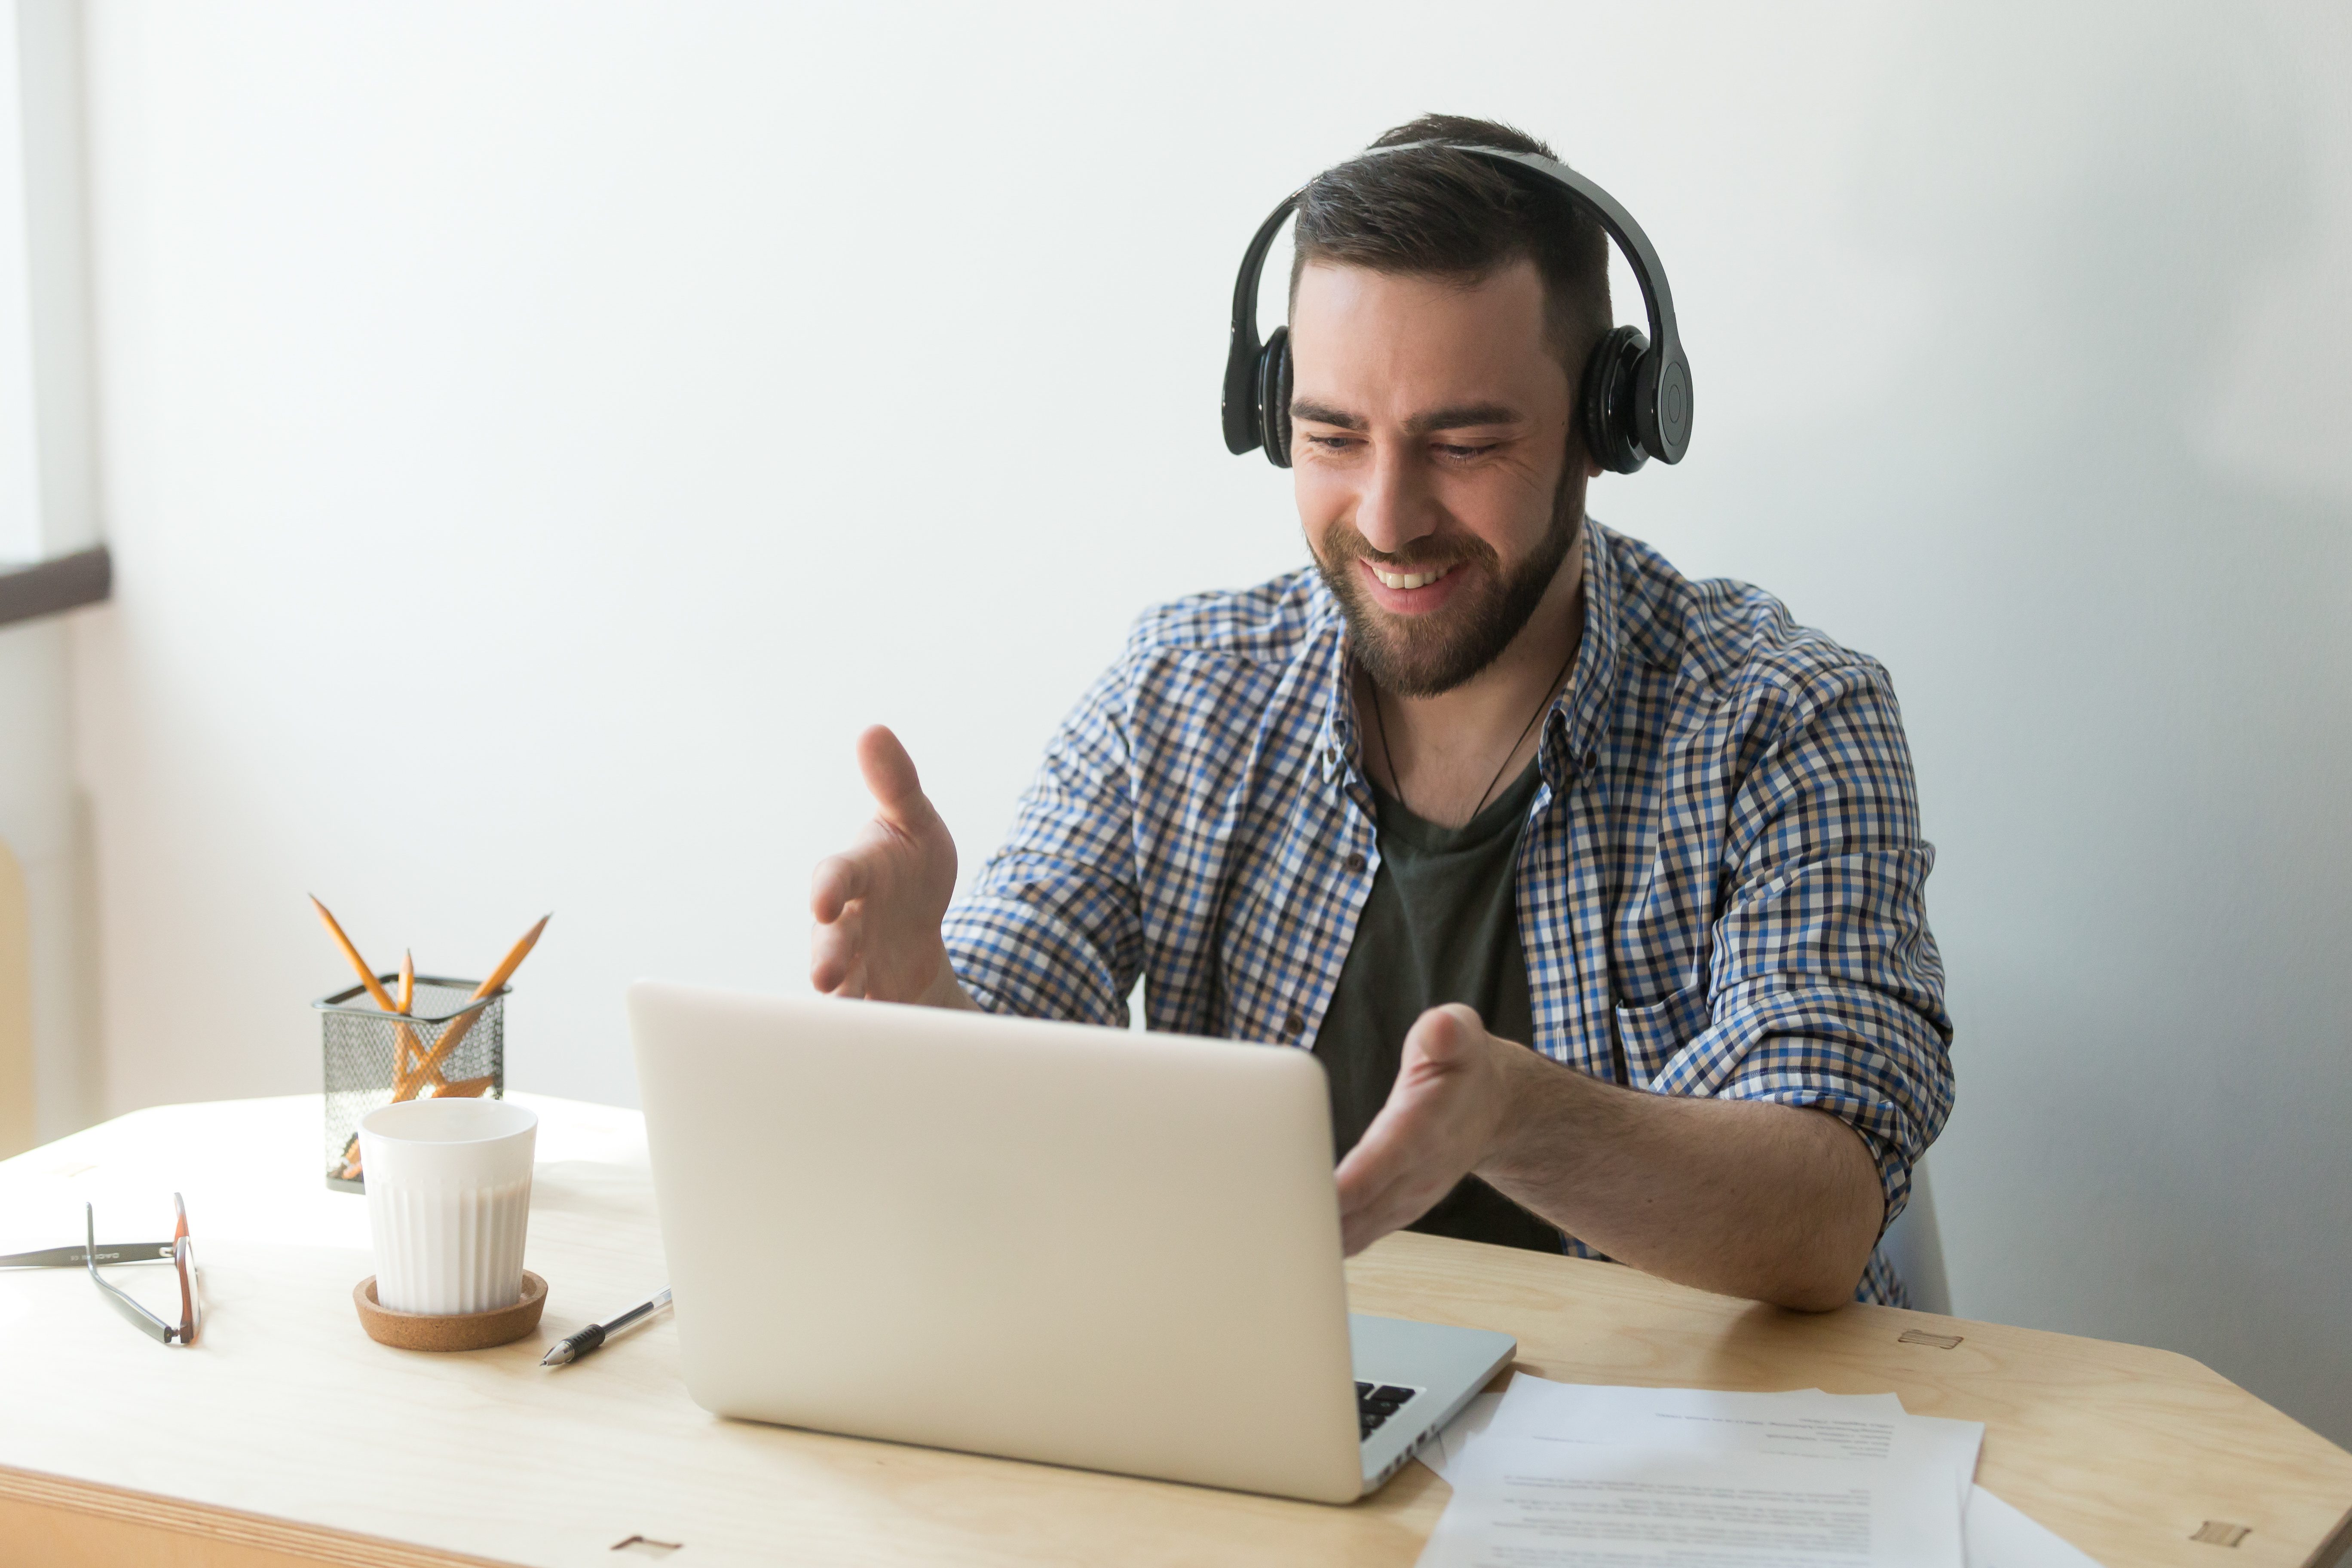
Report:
1488,1375,1980,1476
1418,1436,1957,1567
1413,1376,1982,1567
1422,1390,1503,1482
1962,1489,2107,1568
1415,1373,2098,1568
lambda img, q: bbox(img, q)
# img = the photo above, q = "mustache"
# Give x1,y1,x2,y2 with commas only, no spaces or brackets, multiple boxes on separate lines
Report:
1321,524,1499,574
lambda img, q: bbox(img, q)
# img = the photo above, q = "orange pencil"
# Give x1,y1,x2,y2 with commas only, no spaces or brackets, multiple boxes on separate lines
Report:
392,949,411,1094
313,896,438,1104
310,896,396,1011
471,914,550,1003
392,949,441,1100
411,914,551,1085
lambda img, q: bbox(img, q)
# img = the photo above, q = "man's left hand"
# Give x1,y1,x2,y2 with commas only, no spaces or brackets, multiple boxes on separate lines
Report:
1327,1001,1887,1308
1333,1003,1524,1255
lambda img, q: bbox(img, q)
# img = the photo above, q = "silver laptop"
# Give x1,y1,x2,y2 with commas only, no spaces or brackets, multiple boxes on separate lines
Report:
627,981,1516,1503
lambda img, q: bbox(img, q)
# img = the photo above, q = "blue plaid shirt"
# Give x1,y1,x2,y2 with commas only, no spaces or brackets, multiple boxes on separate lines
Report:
944,519,1954,1305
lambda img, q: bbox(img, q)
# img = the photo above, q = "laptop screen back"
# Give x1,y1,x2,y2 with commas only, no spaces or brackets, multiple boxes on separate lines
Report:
628,983,1366,1501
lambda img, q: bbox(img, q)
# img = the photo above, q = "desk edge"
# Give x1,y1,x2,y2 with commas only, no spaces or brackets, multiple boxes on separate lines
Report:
2308,1498,2352,1568
0,1463,519,1568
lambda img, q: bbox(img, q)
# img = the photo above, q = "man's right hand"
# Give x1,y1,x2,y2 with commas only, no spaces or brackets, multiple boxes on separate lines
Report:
808,725,976,1009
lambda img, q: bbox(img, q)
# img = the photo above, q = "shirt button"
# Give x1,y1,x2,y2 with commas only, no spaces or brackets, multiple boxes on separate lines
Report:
1344,852,1366,875
1283,1010,1305,1038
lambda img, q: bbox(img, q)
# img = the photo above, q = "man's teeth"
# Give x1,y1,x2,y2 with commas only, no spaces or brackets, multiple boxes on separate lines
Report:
1372,565,1449,590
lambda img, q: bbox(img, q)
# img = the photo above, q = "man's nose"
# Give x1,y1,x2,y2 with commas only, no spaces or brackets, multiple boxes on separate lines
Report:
1352,441,1440,557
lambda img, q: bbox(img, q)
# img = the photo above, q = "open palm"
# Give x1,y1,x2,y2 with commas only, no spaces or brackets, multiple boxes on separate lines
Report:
808,726,966,1005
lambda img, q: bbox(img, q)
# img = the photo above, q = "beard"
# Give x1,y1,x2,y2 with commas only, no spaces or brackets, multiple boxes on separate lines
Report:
1312,484,1581,699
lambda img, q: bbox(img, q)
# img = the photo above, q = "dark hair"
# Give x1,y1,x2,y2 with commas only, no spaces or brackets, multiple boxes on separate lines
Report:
1289,114,1612,384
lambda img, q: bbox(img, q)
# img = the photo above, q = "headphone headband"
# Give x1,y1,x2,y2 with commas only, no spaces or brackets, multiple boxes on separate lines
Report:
1221,141,1692,471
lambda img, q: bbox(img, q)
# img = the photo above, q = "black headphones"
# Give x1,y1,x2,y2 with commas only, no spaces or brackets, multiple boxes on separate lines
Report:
1220,142,1692,474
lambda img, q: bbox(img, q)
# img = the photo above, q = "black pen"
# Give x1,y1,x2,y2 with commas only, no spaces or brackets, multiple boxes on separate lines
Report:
541,1287,672,1367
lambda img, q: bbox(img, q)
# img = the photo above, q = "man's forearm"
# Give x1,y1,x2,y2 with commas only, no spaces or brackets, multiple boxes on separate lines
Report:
1476,1048,1884,1311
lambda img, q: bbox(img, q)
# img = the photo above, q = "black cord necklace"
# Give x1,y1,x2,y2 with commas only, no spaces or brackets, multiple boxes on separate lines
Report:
1372,640,1579,823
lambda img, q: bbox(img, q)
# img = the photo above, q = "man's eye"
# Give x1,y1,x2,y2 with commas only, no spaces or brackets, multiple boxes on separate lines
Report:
1303,434,1359,451
1436,442,1496,459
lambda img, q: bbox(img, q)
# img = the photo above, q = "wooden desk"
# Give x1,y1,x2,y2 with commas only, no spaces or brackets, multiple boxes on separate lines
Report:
2,1096,2347,1568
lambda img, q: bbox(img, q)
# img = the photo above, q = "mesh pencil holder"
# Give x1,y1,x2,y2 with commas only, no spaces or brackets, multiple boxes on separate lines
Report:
314,975,507,1191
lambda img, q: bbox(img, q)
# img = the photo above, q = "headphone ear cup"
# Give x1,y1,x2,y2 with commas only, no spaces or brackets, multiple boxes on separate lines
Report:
1256,326,1293,468
1631,346,1693,466
1579,325,1649,475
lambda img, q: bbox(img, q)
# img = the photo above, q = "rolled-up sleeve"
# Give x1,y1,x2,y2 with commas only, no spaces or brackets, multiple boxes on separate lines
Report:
1647,665,1955,1231
942,658,1144,1028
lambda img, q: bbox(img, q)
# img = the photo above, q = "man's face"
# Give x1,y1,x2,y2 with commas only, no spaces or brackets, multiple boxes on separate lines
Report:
1289,257,1593,697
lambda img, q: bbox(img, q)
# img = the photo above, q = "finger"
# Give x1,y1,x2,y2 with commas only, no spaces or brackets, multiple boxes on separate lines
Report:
855,725,931,821
810,853,868,922
1335,1108,1409,1200
809,936,849,993
1338,1162,1443,1256
812,953,867,999
808,907,864,991
1335,1126,1434,1253
1334,1075,1478,1253
1335,1159,1401,1254
1404,1002,1484,1065
1343,1201,1407,1258
1339,1143,1464,1255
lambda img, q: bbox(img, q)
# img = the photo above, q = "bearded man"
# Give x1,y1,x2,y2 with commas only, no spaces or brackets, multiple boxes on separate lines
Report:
808,114,1954,1311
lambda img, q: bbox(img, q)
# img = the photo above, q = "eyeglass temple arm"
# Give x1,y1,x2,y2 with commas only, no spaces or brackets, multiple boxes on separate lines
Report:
0,1243,173,1268
85,1204,175,1344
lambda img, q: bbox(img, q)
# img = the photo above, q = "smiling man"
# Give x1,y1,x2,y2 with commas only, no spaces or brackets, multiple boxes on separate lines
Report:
809,116,1954,1310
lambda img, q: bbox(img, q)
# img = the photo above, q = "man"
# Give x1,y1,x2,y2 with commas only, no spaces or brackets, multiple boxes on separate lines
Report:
809,115,1953,1311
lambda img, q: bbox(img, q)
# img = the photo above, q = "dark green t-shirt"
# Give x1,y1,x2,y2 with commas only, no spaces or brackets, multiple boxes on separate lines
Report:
1313,760,1564,1253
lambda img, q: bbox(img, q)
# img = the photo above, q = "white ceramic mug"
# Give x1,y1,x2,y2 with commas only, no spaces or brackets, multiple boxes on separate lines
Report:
358,1098,538,1315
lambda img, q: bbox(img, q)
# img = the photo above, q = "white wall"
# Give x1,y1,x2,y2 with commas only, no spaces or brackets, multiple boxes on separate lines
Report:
67,2,2352,1442
1,0,103,1151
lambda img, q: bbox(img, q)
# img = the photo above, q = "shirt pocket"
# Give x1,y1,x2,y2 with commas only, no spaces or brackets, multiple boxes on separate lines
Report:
1610,985,1712,1090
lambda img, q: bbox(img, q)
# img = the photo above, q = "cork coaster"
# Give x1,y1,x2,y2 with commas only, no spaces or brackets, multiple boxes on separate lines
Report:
355,1271,548,1351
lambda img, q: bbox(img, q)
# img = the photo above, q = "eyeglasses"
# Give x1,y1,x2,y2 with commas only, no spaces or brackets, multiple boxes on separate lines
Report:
0,1193,202,1346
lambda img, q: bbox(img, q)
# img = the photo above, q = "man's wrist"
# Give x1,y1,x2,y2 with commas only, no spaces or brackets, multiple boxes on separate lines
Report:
918,951,979,1011
1474,1033,1599,1184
